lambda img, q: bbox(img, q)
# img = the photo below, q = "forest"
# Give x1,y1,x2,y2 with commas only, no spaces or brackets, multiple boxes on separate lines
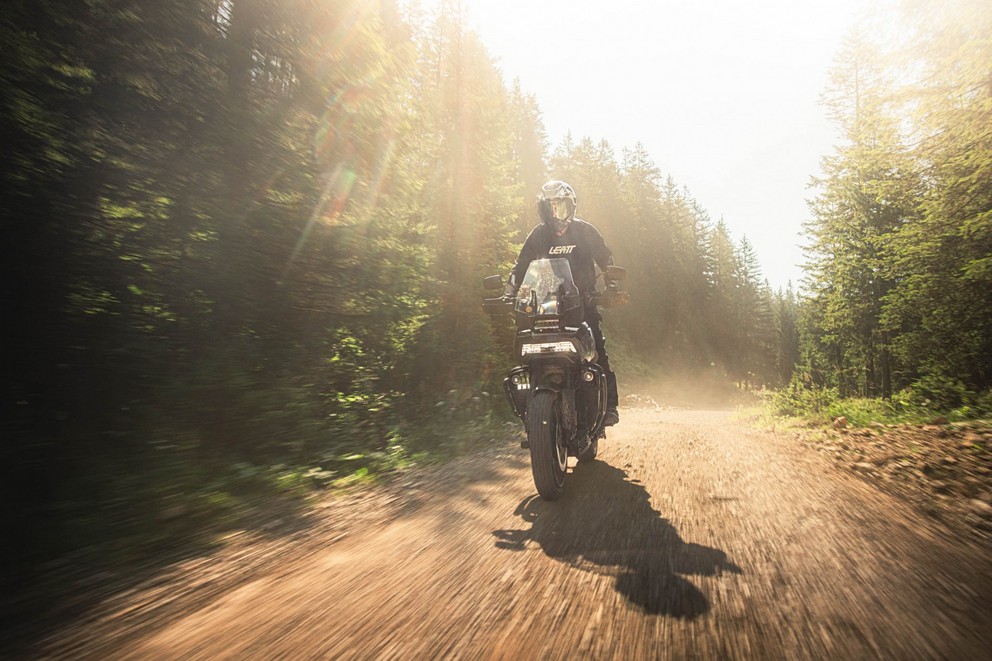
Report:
2,0,989,623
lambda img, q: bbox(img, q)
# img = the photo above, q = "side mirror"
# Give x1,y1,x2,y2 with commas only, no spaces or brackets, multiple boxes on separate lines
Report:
483,275,503,290
606,265,626,281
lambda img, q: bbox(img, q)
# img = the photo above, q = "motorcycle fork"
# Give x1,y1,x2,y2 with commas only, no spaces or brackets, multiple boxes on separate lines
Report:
529,362,577,442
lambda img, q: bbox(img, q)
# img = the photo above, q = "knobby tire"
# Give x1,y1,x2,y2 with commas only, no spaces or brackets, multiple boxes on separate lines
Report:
527,390,566,500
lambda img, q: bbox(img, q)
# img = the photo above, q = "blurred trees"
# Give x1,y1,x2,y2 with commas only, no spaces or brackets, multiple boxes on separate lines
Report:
1,0,530,588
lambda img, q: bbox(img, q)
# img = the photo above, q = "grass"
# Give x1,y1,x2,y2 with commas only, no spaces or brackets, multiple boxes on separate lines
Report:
767,376,992,429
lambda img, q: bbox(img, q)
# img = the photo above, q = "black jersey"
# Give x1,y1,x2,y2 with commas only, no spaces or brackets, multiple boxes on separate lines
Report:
509,219,613,294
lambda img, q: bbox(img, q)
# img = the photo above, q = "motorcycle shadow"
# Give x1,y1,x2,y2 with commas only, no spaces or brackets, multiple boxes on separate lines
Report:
492,461,742,618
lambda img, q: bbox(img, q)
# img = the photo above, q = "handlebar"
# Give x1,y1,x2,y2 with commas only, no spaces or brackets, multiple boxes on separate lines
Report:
590,288,629,308
484,290,628,314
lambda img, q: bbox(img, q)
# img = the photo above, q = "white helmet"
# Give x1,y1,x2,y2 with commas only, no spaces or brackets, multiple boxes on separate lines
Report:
538,180,577,232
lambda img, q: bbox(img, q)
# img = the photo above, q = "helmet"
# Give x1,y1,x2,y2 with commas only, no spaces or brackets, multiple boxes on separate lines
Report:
537,180,577,232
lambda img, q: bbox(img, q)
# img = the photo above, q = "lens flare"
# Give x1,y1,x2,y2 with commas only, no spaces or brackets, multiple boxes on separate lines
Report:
283,164,357,277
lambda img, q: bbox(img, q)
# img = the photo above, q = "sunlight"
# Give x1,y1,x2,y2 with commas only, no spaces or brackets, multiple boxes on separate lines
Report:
284,163,356,277
411,0,882,289
305,0,396,268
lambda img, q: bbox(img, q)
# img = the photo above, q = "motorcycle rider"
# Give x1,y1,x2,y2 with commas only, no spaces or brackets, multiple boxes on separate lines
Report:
505,180,620,426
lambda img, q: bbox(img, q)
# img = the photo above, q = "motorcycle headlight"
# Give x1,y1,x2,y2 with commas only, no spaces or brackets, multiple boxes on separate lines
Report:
521,341,576,355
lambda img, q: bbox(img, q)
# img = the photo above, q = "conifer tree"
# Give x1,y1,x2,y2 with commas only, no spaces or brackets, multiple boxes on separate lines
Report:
804,32,916,397
881,0,992,389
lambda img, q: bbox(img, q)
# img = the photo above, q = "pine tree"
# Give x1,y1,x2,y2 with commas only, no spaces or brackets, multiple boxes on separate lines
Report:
881,0,992,389
804,31,917,397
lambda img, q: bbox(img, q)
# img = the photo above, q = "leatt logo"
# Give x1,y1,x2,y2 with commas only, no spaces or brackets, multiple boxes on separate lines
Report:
549,245,576,255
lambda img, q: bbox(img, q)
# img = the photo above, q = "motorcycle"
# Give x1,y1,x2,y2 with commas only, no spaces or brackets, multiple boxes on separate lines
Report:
483,258,628,500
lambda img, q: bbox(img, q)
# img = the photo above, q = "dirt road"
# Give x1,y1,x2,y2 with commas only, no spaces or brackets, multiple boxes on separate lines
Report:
36,407,992,658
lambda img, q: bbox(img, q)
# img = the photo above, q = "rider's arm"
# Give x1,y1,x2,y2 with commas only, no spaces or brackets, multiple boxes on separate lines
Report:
507,226,543,294
588,223,614,272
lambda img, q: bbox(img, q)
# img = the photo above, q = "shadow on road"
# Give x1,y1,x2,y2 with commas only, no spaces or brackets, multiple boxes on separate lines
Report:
493,461,742,618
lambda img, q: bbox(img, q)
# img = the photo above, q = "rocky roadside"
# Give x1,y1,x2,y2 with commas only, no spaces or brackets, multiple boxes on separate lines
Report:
790,417,992,540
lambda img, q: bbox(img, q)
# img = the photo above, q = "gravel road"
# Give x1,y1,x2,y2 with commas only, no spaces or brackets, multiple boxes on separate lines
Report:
35,407,992,659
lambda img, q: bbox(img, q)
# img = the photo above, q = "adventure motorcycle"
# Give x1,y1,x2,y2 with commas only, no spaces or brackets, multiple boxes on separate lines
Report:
484,259,628,500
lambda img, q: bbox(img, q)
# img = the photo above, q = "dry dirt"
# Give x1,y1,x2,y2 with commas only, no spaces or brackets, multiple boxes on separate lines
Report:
29,405,992,659
788,416,992,539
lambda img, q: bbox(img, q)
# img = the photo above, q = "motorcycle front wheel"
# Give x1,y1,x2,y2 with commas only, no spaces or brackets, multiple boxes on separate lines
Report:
526,390,567,500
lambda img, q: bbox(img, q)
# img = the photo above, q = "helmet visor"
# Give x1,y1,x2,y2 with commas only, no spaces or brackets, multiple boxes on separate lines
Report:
550,198,574,222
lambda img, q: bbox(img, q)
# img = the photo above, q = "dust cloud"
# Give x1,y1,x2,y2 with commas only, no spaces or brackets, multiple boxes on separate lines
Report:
621,369,757,411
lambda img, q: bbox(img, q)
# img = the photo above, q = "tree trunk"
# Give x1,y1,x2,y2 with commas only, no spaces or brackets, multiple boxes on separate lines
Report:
865,336,875,398
880,330,891,400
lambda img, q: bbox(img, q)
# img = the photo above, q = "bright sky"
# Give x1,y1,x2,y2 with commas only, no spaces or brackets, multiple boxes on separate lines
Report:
421,0,897,290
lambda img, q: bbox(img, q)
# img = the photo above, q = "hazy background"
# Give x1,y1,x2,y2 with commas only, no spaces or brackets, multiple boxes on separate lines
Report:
418,0,895,289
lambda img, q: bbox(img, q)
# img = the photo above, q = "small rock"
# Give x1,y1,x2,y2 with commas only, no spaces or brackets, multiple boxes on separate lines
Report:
968,499,992,519
931,480,951,494
833,416,848,430
853,462,875,473
941,456,958,465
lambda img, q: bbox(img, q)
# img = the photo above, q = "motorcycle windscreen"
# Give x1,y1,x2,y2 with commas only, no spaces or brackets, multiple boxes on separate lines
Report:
515,258,581,317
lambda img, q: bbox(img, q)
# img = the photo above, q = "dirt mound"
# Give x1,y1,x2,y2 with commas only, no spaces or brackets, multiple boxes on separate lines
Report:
794,420,992,538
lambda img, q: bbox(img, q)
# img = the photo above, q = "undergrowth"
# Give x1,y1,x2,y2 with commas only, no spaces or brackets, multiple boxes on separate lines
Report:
768,374,992,427
4,398,515,657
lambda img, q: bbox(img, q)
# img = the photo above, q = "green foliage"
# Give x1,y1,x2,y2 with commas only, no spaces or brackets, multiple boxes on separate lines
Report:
773,375,992,426
800,2,992,400
901,374,973,412
823,397,899,427
969,391,992,419
773,375,840,417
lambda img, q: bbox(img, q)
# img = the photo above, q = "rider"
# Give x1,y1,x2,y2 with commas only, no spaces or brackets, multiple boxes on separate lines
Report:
505,180,620,426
